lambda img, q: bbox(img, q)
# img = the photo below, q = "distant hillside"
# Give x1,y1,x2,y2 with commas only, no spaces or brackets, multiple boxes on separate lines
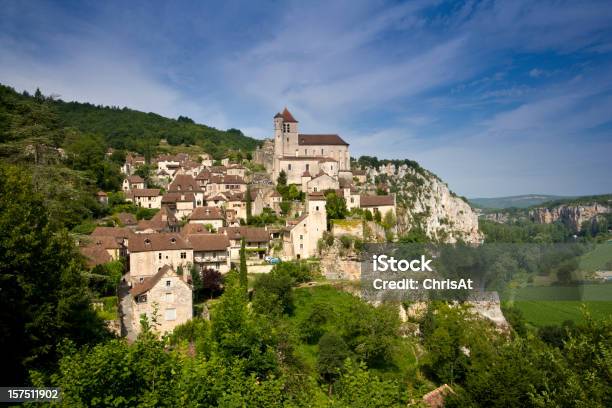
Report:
469,194,566,209
1,83,261,158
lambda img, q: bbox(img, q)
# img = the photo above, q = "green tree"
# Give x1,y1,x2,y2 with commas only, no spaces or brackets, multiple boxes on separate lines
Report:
0,163,108,385
246,184,253,223
239,238,248,290
325,191,348,221
317,333,351,389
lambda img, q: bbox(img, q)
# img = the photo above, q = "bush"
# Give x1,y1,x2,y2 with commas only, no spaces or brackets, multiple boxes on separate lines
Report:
340,235,353,249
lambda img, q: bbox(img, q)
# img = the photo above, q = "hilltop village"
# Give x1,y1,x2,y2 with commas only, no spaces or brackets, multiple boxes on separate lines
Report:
82,109,397,336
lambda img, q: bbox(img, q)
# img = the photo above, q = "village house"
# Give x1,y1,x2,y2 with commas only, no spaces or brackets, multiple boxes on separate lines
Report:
130,265,193,336
136,206,179,233
91,226,131,257
80,235,123,268
352,169,368,184
219,226,271,261
126,188,162,209
206,193,227,208
121,154,145,175
162,192,196,220
303,171,340,193
282,193,327,259
360,194,396,218
185,234,231,273
189,206,224,230
226,164,246,178
128,233,193,285
168,174,205,205
272,108,350,186
122,175,145,191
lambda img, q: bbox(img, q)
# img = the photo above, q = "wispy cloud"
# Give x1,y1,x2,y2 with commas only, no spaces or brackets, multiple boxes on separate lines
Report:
0,0,611,196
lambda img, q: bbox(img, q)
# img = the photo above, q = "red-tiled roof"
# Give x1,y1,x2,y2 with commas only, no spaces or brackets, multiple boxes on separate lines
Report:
219,227,270,243
169,174,199,191
127,175,144,183
128,233,191,252
131,188,160,197
298,134,348,146
280,107,298,123
190,206,223,221
359,194,395,207
130,265,174,296
186,234,230,251
91,227,131,240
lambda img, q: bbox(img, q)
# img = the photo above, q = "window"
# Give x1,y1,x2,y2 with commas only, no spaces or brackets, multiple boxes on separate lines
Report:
166,280,171,287
299,235,303,240
299,244,303,249
148,204,151,208
165,292,174,302
306,164,309,171
180,252,187,259
138,294,147,303
321,148,324,155
286,137,289,142
304,149,307,155
158,253,162,260
165,308,176,321
139,277,145,283
316,206,319,211
288,164,292,170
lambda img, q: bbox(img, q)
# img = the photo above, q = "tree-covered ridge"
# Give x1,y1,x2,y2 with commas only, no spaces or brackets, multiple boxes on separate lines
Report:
0,83,261,159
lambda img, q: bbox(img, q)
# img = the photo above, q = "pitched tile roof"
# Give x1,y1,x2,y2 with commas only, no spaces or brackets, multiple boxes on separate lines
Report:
219,227,270,243
186,234,230,251
280,107,298,123
169,174,200,191
130,265,174,296
128,233,191,252
131,188,161,197
298,134,348,146
81,246,112,268
359,194,395,207
190,206,224,221
127,175,144,183
91,227,132,240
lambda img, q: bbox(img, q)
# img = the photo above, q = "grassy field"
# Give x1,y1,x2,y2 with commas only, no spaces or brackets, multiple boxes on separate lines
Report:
504,282,612,326
579,242,612,272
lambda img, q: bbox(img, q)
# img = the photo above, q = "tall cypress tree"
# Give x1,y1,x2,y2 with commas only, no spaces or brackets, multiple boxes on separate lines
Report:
239,237,248,291
245,184,252,224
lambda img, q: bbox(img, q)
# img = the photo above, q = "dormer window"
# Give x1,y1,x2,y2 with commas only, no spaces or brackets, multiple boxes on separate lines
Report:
170,238,176,244
144,238,151,246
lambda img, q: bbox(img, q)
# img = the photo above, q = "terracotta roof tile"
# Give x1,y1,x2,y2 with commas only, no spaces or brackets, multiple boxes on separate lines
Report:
128,233,191,252
298,134,348,146
280,107,298,123
359,194,395,207
186,234,230,251
190,206,224,220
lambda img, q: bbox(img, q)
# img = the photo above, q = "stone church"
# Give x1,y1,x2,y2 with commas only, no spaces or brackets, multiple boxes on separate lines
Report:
271,108,351,190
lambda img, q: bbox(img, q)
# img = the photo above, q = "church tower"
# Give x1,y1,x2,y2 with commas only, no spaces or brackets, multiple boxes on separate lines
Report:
273,108,299,180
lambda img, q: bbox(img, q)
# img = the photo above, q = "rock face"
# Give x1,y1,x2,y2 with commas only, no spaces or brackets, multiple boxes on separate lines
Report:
529,204,610,233
366,163,482,244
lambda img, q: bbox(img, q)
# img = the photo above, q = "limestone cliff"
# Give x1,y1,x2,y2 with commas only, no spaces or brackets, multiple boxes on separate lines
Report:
365,162,482,244
528,203,610,232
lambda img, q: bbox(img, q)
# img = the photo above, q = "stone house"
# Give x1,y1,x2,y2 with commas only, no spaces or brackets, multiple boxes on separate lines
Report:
162,192,196,220
186,234,231,274
226,164,246,178
219,226,271,261
135,207,178,233
130,265,193,336
126,189,161,209
304,172,340,193
360,194,396,218
128,233,193,285
121,154,145,175
122,175,145,191
282,193,327,259
189,206,224,230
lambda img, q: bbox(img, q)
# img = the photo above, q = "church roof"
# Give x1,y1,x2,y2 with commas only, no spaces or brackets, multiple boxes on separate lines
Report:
298,134,348,146
280,108,298,123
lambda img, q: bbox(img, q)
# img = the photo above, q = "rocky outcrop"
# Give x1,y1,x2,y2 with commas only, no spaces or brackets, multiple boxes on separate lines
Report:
365,163,482,244
529,203,610,232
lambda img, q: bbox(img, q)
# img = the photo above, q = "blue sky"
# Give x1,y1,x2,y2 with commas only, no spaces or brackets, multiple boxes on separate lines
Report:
1,0,611,197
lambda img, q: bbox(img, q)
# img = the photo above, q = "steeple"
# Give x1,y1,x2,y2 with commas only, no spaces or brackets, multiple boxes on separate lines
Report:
280,107,298,123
